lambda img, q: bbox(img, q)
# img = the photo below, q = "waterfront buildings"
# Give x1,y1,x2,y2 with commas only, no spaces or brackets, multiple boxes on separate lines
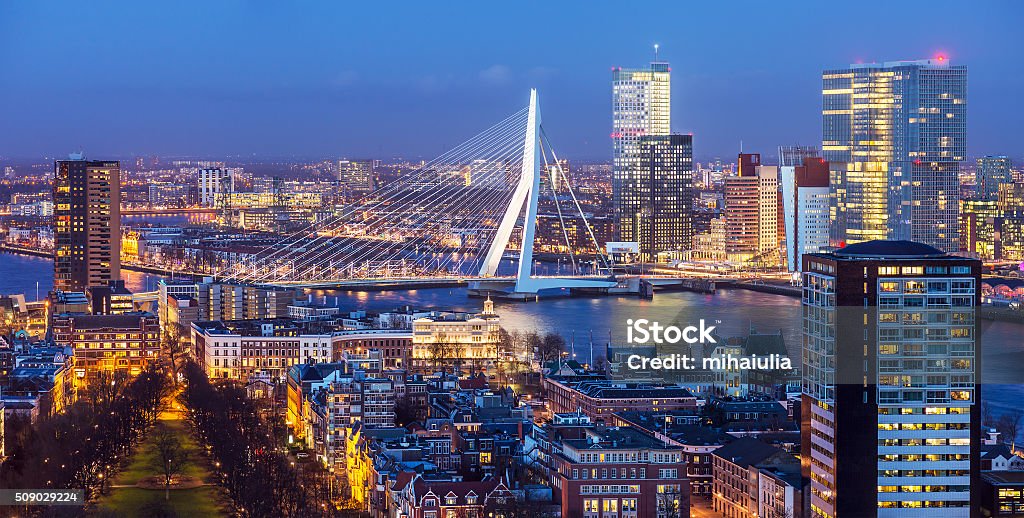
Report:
823,58,966,251
977,156,1013,201
612,59,671,250
51,312,160,385
53,157,121,292
958,186,1024,261
629,134,695,261
410,302,500,373
198,167,234,207
780,157,831,271
724,153,781,265
801,240,980,517
147,182,196,208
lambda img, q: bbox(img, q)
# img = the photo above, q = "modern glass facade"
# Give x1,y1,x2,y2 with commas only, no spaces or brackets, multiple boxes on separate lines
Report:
977,156,1012,201
635,134,693,260
823,59,966,252
612,61,671,251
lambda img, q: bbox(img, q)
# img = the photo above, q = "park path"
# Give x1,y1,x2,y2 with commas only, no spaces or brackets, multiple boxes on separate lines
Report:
90,390,229,517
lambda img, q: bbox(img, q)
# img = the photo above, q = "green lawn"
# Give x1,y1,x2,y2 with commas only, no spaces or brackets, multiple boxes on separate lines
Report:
92,412,228,517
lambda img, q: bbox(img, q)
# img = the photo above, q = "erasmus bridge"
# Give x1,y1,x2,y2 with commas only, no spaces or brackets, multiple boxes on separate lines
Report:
214,90,619,296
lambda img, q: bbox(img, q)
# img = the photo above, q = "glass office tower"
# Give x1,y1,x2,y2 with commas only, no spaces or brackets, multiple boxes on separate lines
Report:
635,134,694,260
612,61,671,250
823,59,966,252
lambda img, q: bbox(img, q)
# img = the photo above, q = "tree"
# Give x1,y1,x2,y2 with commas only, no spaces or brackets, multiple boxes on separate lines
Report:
428,332,463,375
996,409,1023,446
153,426,186,500
162,322,189,384
536,332,566,366
656,488,684,518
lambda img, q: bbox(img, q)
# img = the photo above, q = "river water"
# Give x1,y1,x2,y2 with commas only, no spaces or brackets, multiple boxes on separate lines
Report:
1,247,1021,442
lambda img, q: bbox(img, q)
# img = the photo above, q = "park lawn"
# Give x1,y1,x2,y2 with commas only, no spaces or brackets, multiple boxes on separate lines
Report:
113,419,207,485
95,486,223,516
94,412,228,517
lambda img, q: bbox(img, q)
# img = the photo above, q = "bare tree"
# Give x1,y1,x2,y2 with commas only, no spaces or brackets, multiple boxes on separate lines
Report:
153,426,186,500
536,332,566,366
656,488,684,518
162,322,189,384
996,409,1023,446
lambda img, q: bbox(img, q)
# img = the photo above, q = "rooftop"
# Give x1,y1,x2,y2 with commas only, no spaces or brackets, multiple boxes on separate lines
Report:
832,240,946,259
712,437,783,468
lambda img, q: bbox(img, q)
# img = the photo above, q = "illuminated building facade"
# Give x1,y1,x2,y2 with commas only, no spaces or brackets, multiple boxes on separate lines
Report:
52,312,160,385
629,134,694,261
198,167,234,207
724,153,780,264
977,156,1012,201
612,60,671,247
824,59,966,251
53,158,121,292
410,305,499,373
780,157,831,271
337,159,375,194
801,241,980,517
959,200,1000,260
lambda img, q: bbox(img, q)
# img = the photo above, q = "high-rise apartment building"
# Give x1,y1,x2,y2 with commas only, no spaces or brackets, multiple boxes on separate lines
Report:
53,157,121,292
337,159,375,194
724,153,780,264
612,60,671,247
628,134,694,260
823,58,966,251
780,157,831,271
198,167,234,207
801,241,980,517
977,156,1012,201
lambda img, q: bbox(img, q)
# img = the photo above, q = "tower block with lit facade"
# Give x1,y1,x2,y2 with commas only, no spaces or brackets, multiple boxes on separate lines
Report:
53,157,121,292
612,58,671,252
801,241,980,517
824,58,966,251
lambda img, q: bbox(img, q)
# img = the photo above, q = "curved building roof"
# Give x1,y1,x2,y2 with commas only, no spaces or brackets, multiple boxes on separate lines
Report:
834,240,946,259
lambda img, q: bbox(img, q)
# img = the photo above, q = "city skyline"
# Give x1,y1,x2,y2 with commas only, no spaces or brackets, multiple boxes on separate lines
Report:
1,1,1023,161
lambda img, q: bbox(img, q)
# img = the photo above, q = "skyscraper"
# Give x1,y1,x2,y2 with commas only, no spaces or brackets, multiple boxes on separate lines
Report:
337,159,375,194
823,58,966,251
780,157,831,271
724,153,780,264
633,134,694,260
801,241,980,517
612,59,671,248
976,156,1012,201
53,157,121,292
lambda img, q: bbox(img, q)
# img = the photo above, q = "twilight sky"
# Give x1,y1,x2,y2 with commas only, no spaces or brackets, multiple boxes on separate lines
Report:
1,1,1021,162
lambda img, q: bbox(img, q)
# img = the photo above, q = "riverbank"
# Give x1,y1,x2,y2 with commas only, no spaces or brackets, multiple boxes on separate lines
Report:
1,244,202,281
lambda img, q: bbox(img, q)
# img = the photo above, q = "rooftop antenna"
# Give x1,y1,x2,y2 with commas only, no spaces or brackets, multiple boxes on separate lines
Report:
654,43,660,62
